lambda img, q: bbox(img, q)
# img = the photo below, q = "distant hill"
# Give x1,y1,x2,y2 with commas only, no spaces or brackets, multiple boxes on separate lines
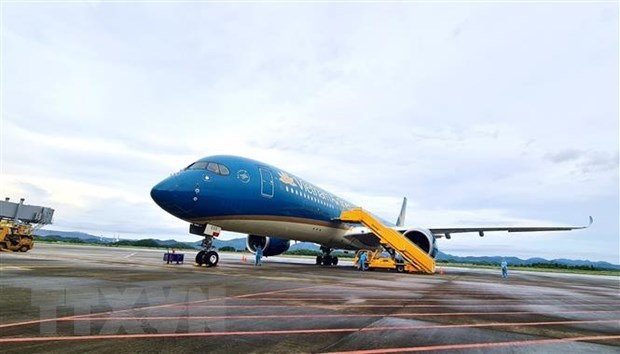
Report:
214,238,247,250
290,242,320,251
113,238,196,250
436,251,620,270
34,230,619,270
34,230,198,249
188,238,247,250
35,229,114,243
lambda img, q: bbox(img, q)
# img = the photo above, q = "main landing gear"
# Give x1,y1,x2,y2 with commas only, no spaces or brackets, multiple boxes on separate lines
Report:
315,246,338,266
195,236,219,267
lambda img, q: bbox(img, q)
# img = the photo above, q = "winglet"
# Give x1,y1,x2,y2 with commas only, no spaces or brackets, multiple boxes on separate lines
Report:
577,216,594,229
396,197,407,227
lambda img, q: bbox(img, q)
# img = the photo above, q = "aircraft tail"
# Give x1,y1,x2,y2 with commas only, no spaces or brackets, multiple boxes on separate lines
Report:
396,197,407,227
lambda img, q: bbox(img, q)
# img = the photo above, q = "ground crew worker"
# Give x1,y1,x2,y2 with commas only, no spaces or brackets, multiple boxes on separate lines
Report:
501,259,508,278
358,251,367,271
255,244,263,266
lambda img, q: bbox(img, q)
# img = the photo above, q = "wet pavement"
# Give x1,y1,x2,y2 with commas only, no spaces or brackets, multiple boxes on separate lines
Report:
1,243,618,353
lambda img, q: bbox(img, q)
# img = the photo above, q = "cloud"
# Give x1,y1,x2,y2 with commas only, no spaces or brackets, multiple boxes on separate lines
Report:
1,3,618,263
576,151,619,174
544,149,585,163
544,149,619,176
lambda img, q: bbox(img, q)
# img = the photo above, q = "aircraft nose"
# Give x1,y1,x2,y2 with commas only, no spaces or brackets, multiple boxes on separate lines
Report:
150,175,199,219
150,179,175,211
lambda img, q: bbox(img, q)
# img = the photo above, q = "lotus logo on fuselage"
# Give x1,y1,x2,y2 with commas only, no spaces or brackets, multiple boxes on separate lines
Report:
278,171,297,187
237,170,250,183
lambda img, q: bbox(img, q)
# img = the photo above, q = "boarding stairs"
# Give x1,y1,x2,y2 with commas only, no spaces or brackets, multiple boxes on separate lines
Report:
340,208,436,274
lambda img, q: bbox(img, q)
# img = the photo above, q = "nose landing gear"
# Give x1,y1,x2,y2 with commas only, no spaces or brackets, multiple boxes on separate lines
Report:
195,236,219,267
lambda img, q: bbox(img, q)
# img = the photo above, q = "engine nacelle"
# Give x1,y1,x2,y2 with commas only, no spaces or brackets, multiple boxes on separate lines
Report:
246,235,291,257
402,228,438,258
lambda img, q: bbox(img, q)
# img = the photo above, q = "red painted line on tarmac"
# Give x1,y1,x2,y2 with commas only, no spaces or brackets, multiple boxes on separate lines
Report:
174,303,618,309
50,309,620,321
283,289,592,297
361,319,620,331
172,305,298,308
3,294,615,330
0,328,356,343
241,297,413,301
0,320,617,343
0,285,322,330
325,335,620,353
233,297,616,303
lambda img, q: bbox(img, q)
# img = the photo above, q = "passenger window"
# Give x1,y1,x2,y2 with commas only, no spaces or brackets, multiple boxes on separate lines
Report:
218,164,230,175
207,162,220,174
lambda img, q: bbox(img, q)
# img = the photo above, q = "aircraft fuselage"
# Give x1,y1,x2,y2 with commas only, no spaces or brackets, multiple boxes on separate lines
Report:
151,155,374,250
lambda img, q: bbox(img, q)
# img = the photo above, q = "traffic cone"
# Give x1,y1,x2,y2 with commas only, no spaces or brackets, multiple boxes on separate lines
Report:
241,254,247,263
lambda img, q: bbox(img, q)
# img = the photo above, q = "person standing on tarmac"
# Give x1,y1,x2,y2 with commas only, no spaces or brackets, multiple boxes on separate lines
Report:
255,244,263,266
358,251,367,271
501,259,508,278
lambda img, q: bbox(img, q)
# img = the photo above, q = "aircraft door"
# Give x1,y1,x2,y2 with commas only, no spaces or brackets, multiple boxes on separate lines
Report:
259,168,274,198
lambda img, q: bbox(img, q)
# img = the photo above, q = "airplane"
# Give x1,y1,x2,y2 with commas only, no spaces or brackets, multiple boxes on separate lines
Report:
150,155,593,268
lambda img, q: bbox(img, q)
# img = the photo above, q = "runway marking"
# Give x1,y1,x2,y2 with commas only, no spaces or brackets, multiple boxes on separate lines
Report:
0,320,617,343
4,306,617,331
283,292,619,299
124,252,137,258
171,303,619,309
0,266,31,271
223,297,620,303
0,285,324,330
39,309,620,321
325,335,620,353
282,288,601,295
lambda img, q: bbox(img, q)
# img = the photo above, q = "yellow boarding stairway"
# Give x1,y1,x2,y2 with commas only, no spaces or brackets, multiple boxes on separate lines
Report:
340,208,436,274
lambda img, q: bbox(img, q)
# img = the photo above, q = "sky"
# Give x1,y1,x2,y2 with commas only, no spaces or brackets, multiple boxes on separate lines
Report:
1,1,618,263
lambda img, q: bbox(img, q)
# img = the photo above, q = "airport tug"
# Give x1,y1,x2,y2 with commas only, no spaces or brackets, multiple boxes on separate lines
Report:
354,249,420,273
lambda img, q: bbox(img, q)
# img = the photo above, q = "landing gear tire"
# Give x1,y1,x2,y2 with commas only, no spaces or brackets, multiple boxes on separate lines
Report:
319,246,337,266
322,255,333,266
195,250,206,265
204,251,219,267
396,265,405,273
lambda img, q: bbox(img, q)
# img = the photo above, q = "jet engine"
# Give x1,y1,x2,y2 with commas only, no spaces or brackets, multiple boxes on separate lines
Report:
246,235,291,257
401,228,438,258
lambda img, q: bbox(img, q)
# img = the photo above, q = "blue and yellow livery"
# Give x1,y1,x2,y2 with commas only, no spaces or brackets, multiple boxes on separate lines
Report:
151,155,592,268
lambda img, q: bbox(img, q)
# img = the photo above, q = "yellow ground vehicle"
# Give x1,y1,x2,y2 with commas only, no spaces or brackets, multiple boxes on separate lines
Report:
353,249,419,273
0,198,54,253
0,221,35,252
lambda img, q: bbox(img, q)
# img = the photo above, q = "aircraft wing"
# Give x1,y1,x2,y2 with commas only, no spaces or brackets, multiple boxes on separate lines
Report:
428,216,593,239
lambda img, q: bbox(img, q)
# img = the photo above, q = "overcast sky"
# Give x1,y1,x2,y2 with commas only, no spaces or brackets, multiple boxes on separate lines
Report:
1,2,618,263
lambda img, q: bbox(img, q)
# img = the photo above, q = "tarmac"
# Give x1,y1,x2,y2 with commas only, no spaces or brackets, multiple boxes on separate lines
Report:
0,243,618,353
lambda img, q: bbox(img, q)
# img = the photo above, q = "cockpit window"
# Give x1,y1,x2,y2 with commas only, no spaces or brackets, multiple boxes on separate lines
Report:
187,161,208,170
207,162,220,174
185,160,230,176
218,164,230,175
